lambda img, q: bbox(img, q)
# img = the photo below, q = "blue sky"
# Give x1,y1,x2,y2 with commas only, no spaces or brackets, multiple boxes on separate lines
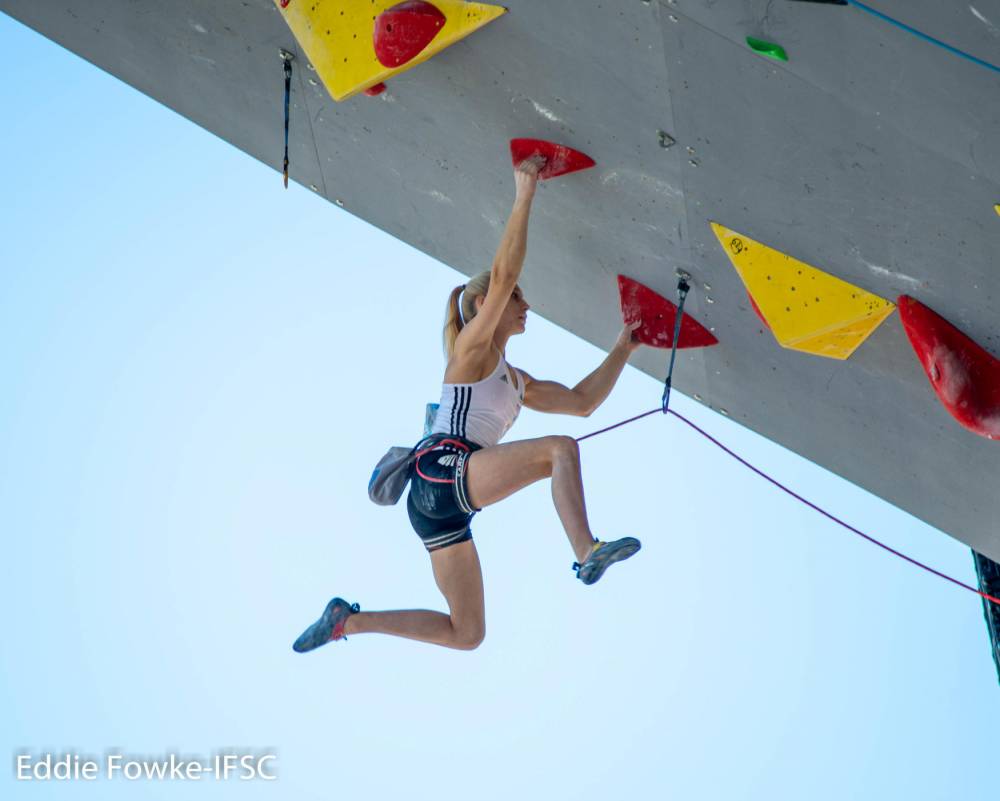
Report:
1,12,997,801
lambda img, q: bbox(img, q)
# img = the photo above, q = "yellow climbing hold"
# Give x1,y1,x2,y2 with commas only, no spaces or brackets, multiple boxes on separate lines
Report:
275,0,506,102
994,203,1000,217
710,222,896,360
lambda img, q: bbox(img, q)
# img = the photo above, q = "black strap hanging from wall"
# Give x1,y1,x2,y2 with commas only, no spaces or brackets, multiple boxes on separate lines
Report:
660,274,690,414
281,49,295,189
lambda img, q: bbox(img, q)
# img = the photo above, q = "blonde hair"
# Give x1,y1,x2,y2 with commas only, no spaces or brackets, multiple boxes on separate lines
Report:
443,270,492,359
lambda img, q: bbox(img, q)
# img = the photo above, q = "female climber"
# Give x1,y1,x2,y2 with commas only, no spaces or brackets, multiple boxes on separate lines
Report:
293,155,643,653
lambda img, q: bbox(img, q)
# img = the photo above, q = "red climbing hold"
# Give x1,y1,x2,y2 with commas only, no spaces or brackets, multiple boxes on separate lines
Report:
897,295,1000,440
509,139,596,180
618,275,718,349
373,1,446,69
364,82,387,96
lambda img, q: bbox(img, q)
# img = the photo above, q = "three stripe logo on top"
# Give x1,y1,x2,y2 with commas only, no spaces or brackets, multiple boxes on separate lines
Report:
450,386,471,438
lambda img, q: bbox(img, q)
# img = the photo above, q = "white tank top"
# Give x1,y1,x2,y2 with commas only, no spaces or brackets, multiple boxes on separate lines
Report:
430,352,525,448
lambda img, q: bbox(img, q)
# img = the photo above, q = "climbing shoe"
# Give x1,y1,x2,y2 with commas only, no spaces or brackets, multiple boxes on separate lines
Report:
573,537,641,585
292,597,360,653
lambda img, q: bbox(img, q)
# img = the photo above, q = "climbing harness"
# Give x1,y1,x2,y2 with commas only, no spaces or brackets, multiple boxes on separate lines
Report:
281,49,294,189
413,438,472,484
574,276,1000,609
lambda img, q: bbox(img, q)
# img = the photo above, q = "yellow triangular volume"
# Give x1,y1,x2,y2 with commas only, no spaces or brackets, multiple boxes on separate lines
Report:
276,0,506,101
710,222,896,360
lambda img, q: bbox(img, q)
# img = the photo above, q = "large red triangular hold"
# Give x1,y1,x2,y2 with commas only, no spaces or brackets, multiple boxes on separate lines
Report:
373,1,446,69
897,295,1000,440
618,275,718,349
509,139,596,180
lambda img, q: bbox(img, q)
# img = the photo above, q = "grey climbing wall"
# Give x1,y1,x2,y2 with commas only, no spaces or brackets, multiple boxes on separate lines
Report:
2,0,999,560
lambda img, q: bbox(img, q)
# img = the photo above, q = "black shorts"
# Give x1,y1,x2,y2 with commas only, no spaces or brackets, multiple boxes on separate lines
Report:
406,434,483,552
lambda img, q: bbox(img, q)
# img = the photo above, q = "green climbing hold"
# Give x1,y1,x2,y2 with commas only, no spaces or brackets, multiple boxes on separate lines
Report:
746,36,788,62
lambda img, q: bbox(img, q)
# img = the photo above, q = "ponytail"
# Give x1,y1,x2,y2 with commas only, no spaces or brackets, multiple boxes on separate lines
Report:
442,270,493,359
443,285,465,359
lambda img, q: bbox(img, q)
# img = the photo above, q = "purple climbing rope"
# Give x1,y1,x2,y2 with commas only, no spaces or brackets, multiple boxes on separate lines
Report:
575,406,1000,608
